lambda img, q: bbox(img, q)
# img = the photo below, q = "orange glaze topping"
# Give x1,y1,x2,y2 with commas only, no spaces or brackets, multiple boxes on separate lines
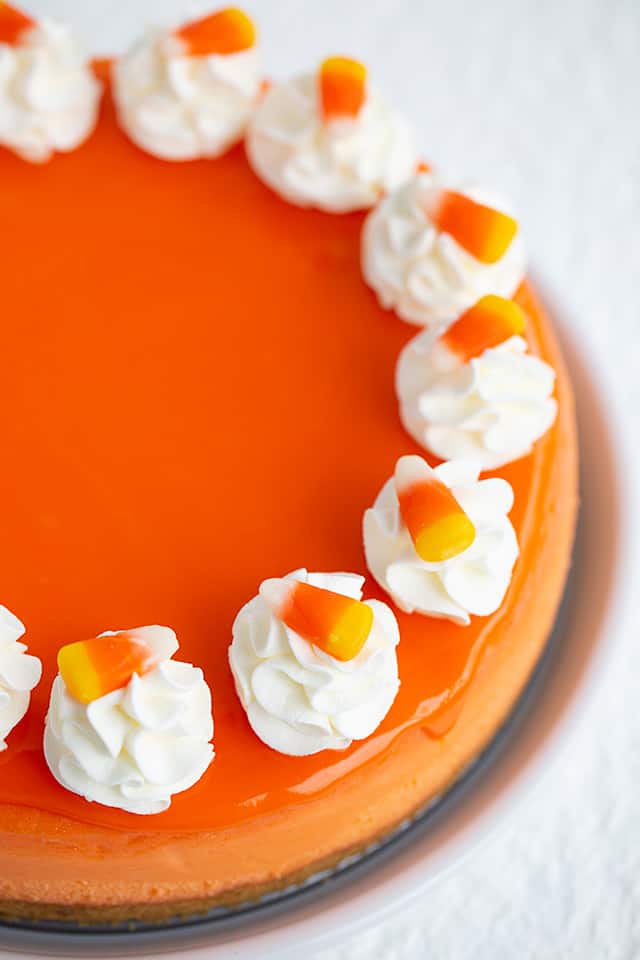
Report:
174,7,256,57
441,294,527,363
261,578,373,662
319,56,367,122
0,74,564,834
0,2,33,46
429,190,518,264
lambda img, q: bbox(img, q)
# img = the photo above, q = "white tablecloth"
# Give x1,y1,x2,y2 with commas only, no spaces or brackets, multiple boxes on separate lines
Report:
25,1,640,955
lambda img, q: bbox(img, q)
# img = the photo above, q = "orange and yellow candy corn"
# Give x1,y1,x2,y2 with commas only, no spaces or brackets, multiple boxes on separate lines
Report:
175,7,256,57
0,3,33,46
319,56,367,122
261,578,373,662
395,456,475,563
428,190,517,264
440,295,526,363
58,633,160,704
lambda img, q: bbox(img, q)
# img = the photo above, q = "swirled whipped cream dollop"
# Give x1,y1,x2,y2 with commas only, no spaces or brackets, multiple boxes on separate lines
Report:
113,14,261,161
246,64,418,212
363,457,518,624
396,326,558,471
362,173,526,326
0,606,42,751
44,626,214,814
229,570,400,756
0,16,101,163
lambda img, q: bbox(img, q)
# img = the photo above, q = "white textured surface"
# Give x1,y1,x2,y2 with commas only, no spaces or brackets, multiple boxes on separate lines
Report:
20,1,640,956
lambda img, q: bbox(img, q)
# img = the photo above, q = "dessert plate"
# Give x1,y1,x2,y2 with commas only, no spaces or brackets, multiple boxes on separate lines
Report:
0,288,624,958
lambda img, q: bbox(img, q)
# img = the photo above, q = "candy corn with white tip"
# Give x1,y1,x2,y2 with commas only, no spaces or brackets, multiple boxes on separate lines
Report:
394,455,476,563
319,56,367,122
174,7,256,57
260,576,374,662
438,294,526,363
57,626,178,704
426,190,518,265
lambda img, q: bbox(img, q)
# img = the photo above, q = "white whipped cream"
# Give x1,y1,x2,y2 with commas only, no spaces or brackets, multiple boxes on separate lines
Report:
0,606,42,751
396,329,558,470
229,570,400,756
113,27,261,160
362,173,526,326
0,19,101,163
363,458,518,624
44,626,214,814
246,72,418,212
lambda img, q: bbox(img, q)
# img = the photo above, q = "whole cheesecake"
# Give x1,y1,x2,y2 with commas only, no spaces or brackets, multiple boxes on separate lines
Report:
0,26,577,924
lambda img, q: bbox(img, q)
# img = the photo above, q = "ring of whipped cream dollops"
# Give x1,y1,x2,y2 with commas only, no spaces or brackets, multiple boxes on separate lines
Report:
0,6,559,796
0,2,101,162
44,626,214,815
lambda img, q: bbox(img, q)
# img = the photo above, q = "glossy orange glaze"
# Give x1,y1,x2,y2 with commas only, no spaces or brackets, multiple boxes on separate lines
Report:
0,79,562,838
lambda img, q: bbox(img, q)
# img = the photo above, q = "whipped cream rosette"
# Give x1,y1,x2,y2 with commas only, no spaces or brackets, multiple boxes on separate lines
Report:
362,172,526,326
0,605,41,751
363,455,519,624
246,55,418,212
113,7,261,161
44,626,214,814
229,569,400,756
396,295,558,470
0,3,101,163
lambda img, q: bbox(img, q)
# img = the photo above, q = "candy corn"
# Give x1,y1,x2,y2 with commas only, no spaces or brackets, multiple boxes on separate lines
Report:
175,7,256,57
319,56,367,122
0,3,34,46
440,295,526,363
261,577,373,662
58,632,161,704
395,456,475,563
428,190,517,264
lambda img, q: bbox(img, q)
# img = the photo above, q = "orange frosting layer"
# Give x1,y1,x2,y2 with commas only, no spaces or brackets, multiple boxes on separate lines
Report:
0,79,565,837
